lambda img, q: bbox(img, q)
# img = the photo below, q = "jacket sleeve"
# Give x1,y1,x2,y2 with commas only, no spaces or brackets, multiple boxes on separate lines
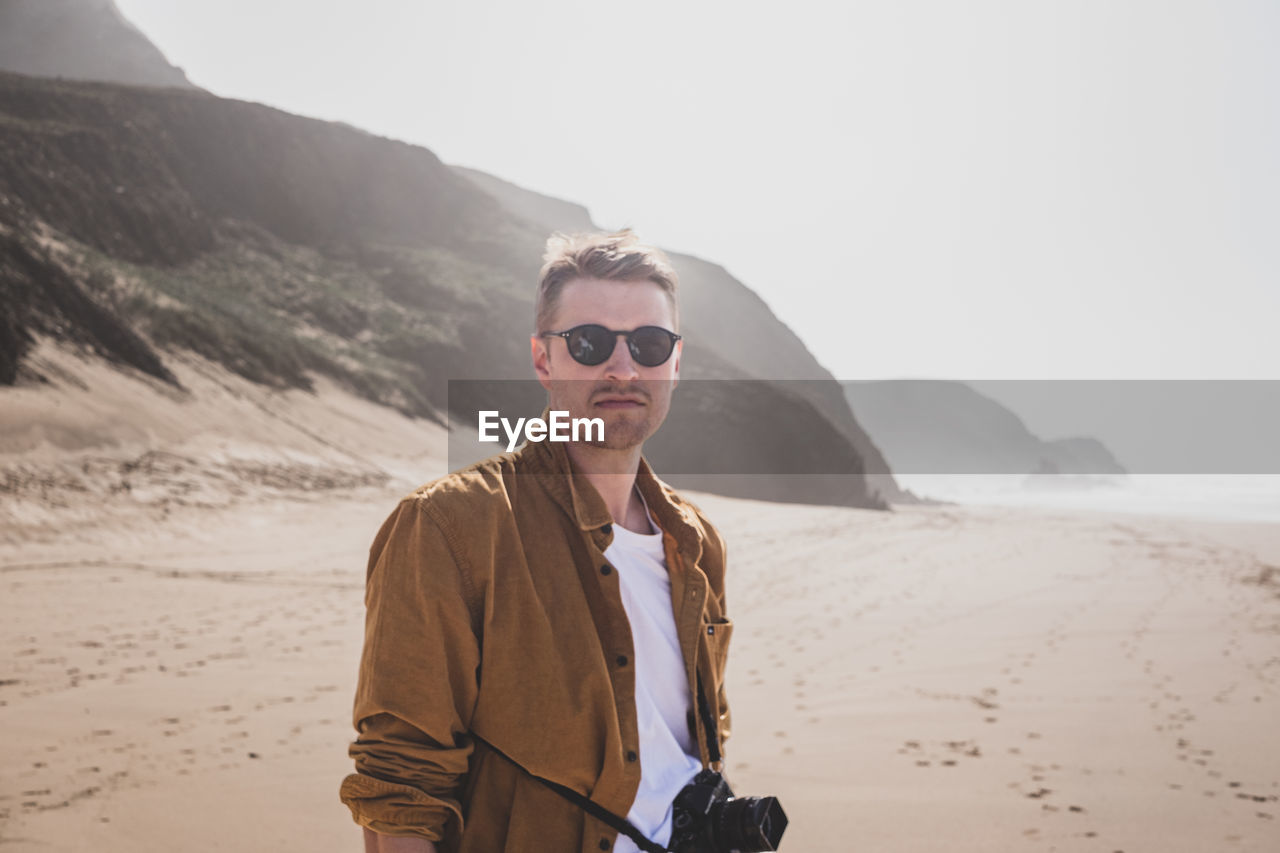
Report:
339,496,482,843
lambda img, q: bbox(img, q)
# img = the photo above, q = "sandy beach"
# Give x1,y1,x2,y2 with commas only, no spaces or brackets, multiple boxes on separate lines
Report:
3,483,1278,851
1,346,1278,851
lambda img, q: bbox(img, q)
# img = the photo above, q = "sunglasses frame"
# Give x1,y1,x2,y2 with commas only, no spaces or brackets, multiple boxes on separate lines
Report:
539,324,683,367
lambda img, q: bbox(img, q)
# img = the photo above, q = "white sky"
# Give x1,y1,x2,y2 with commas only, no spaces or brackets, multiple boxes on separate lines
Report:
115,0,1279,380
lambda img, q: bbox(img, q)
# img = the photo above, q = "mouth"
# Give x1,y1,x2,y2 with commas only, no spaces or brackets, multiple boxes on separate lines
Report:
594,396,646,409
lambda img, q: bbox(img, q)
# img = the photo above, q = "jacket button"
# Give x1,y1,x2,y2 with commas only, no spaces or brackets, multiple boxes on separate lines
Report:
616,654,628,667
602,523,612,535
600,564,612,576
599,840,611,850
626,750,638,762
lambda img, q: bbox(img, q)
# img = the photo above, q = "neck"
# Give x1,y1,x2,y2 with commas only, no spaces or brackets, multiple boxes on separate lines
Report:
564,442,651,533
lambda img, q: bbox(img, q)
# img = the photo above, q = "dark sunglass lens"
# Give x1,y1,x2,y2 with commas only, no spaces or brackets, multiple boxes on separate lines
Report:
567,325,614,365
629,327,675,366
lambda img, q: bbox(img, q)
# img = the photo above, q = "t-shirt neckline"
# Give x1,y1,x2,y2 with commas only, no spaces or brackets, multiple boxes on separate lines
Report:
613,484,662,542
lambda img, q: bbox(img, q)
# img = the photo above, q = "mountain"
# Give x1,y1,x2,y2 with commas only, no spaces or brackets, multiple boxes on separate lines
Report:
842,380,1127,476
0,68,896,509
0,0,196,90
453,166,595,234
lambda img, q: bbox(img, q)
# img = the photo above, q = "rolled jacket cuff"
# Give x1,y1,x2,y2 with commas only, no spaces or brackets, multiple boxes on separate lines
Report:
339,772,464,842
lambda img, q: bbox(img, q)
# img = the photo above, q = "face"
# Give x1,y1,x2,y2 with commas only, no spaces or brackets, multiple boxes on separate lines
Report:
531,277,681,452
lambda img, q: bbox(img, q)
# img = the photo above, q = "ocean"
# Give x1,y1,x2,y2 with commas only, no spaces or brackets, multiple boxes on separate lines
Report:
893,474,1280,523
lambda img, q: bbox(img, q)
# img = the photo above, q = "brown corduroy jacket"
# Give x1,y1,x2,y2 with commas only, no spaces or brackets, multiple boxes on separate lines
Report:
338,432,733,853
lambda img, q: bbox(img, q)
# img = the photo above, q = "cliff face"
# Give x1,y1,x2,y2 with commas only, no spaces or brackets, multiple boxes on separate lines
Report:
0,0,197,90
0,71,537,417
0,70,892,508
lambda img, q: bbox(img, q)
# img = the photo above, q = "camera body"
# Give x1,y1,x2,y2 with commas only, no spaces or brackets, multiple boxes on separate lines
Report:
668,768,788,853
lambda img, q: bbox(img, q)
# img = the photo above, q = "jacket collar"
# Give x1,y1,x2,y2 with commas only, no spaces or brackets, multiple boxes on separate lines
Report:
521,404,704,564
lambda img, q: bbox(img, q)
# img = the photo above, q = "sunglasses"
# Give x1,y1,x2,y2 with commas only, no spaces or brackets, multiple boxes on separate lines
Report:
539,324,682,367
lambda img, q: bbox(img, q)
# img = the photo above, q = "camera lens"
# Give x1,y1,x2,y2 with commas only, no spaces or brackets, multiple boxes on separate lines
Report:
713,795,788,852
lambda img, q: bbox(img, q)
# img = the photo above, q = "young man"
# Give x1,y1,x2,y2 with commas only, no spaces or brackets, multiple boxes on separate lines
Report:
340,229,733,853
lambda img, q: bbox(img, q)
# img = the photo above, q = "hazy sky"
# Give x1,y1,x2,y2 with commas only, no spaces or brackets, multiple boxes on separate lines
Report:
115,0,1278,381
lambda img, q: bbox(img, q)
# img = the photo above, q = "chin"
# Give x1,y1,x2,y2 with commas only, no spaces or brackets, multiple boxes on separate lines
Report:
590,419,652,451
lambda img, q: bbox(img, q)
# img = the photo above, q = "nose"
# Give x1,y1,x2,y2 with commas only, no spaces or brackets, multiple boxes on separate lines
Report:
602,332,640,382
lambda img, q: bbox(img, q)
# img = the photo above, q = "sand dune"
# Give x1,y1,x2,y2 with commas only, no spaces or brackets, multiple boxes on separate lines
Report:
2,485,1278,851
1,340,446,549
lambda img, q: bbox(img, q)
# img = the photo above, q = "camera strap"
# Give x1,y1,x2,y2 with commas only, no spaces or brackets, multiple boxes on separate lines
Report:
694,670,723,767
470,673,722,853
471,732,669,853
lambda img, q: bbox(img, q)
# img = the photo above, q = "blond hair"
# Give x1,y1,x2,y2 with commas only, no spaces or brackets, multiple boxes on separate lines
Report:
535,228,679,332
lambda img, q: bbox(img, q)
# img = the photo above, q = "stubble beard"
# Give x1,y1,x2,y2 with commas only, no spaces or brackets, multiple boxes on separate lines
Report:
550,387,666,452
585,409,652,450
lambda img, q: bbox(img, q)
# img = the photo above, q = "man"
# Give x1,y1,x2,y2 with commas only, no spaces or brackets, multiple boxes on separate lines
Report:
340,229,733,853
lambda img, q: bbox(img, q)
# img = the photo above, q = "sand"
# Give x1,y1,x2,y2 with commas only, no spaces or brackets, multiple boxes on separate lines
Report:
3,344,1279,851
708,498,1280,852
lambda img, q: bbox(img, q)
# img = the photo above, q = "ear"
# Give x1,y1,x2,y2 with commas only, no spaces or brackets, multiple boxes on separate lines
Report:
531,334,553,390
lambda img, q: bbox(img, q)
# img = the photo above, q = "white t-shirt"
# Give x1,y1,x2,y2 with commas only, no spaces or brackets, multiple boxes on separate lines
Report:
605,490,703,853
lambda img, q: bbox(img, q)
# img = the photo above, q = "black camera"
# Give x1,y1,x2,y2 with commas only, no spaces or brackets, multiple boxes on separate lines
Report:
668,768,788,852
